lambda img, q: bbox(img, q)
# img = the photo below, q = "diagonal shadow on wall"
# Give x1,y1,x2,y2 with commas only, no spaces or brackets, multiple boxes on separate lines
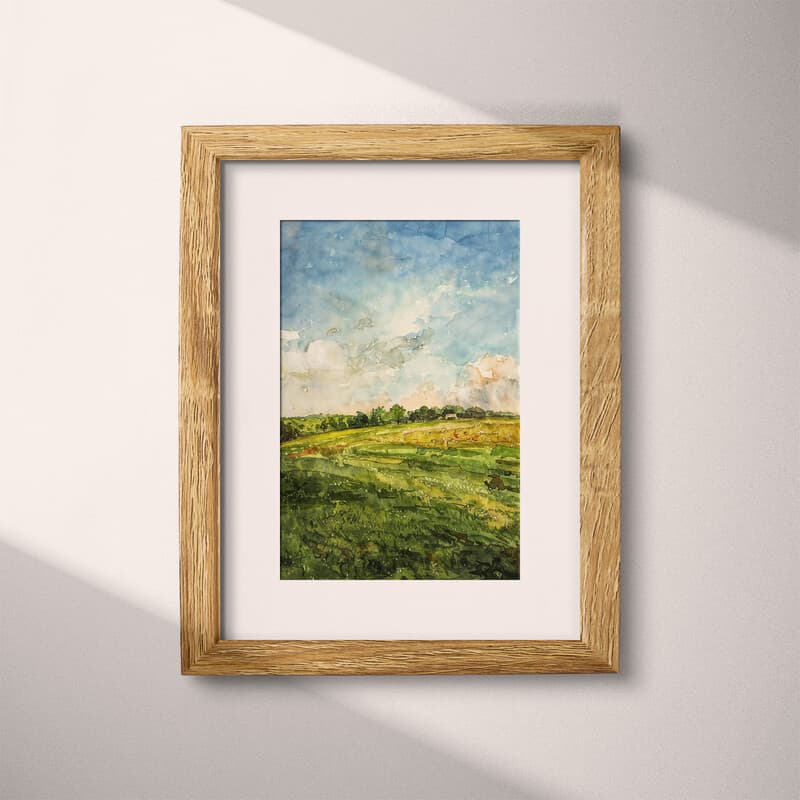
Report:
1,542,584,800
223,0,799,244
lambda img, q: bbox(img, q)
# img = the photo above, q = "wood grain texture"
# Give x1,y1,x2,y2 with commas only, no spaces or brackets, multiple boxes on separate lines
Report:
183,125,611,162
179,125,621,675
179,129,222,672
579,128,621,672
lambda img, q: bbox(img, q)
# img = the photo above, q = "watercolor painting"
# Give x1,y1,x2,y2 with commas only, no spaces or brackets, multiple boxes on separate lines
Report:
280,220,520,580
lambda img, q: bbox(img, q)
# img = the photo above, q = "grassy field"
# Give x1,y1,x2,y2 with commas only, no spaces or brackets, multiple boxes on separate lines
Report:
280,418,520,580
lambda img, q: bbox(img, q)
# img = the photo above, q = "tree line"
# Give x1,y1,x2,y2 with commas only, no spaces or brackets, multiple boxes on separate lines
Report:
280,404,511,442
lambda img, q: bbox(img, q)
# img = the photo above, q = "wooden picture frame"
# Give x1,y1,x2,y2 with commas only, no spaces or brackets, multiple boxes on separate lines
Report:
180,125,620,675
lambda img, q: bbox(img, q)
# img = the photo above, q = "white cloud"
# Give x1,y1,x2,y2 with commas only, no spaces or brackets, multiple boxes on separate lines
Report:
281,268,518,415
456,354,519,413
281,343,519,416
383,296,432,338
306,339,347,371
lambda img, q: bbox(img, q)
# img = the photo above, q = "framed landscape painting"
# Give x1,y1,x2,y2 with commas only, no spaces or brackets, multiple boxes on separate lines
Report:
180,125,620,675
279,219,522,582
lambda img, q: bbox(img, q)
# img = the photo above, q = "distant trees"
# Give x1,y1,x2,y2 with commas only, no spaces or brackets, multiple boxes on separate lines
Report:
319,414,349,432
408,405,442,422
388,403,407,424
280,418,301,442
369,406,387,426
281,404,508,441
349,411,370,428
407,406,425,422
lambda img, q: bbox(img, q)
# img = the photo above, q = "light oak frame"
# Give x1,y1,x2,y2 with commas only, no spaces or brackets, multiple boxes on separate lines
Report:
180,125,620,675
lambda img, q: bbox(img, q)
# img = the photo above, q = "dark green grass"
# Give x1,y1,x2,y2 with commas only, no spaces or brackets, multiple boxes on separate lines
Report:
280,419,520,580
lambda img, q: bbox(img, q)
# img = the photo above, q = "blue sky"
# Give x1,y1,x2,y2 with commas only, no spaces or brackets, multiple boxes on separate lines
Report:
280,220,519,416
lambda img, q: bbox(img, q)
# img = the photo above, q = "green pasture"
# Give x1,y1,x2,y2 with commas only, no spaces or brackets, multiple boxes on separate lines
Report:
280,418,520,580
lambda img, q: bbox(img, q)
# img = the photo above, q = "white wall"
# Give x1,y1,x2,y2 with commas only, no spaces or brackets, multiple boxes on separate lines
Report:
2,2,798,798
